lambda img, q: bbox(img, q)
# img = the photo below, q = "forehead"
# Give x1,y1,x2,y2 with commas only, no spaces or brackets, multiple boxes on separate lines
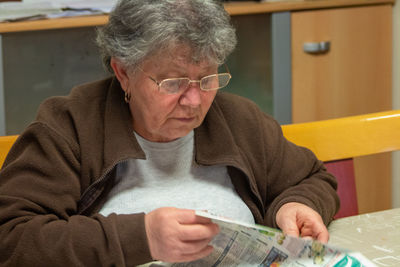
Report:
147,44,216,70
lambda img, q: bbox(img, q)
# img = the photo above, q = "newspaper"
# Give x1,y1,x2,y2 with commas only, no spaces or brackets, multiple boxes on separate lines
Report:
143,211,376,267
0,2,62,22
0,0,118,22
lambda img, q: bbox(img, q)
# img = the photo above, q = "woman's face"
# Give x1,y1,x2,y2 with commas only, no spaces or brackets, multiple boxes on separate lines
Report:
117,46,218,142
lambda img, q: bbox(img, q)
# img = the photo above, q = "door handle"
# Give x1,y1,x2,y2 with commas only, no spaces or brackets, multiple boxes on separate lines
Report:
303,41,330,54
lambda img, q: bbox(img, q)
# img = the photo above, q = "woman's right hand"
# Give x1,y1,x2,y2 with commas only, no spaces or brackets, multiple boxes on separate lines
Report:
144,207,219,263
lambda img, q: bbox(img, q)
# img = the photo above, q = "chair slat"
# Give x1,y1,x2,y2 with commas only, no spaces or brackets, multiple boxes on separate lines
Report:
325,159,358,219
0,135,18,168
282,110,400,162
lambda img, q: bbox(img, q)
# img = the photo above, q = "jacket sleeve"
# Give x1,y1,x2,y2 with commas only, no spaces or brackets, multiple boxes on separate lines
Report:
211,93,339,228
259,115,340,227
0,123,152,266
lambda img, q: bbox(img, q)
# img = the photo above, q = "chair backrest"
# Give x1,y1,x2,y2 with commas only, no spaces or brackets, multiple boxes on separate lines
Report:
0,135,18,168
282,110,400,218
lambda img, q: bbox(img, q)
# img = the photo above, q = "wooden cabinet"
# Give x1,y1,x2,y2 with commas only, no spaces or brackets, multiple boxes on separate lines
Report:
291,5,393,213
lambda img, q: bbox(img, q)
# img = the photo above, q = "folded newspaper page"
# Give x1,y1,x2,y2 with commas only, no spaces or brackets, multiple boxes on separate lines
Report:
142,211,376,267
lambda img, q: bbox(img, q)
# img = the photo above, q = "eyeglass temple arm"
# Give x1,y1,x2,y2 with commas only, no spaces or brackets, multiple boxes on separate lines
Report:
222,63,230,74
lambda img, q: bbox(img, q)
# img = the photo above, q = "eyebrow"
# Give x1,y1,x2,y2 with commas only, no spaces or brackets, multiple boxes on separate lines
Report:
157,65,217,80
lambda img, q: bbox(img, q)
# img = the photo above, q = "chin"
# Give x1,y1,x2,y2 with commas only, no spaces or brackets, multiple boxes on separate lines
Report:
171,131,191,140
156,120,201,142
165,128,194,141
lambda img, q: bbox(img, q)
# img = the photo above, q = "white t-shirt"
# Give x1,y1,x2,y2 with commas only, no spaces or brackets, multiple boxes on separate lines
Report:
99,131,255,224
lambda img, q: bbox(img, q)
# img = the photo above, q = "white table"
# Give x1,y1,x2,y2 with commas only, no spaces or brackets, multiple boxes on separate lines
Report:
329,208,400,266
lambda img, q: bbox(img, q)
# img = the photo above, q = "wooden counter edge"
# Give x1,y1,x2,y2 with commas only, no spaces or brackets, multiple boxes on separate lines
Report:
226,0,394,14
0,0,395,33
0,15,109,33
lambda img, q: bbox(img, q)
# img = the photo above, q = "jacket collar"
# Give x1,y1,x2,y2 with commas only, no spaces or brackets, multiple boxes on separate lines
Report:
194,97,245,167
103,77,146,169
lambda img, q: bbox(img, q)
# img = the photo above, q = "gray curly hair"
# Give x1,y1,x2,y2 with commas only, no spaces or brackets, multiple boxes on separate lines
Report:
96,0,237,73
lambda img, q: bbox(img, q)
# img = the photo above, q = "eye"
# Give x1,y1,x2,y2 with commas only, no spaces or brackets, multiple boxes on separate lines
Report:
160,78,189,94
201,75,218,90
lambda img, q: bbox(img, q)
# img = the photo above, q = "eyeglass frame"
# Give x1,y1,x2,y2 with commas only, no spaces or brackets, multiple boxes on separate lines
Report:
137,64,232,95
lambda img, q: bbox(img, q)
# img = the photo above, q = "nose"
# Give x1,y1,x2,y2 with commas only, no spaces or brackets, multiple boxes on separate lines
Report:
179,82,201,107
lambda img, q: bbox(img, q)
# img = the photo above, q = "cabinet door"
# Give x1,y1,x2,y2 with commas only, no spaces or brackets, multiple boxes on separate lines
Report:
291,5,392,214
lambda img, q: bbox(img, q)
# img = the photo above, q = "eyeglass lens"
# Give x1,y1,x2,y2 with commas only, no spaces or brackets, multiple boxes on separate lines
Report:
160,74,231,94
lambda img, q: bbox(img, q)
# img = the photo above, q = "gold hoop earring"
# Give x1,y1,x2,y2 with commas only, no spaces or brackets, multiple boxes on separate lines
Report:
124,91,131,103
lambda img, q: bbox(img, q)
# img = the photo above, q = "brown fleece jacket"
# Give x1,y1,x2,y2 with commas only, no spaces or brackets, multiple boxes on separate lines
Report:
0,77,339,266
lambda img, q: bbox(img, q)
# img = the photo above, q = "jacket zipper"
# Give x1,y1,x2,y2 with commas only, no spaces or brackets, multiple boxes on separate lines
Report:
78,159,129,215
231,164,265,216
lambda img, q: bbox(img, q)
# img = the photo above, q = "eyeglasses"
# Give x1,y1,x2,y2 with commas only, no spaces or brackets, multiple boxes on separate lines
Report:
138,65,232,95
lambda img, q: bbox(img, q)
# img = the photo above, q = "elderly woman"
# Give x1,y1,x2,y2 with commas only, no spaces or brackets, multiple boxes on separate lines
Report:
0,0,339,266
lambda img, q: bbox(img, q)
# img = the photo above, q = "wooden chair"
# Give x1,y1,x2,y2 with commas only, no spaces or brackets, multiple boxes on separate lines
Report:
282,110,400,218
0,135,18,168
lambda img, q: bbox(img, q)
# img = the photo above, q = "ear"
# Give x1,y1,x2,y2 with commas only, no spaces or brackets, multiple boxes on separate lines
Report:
110,58,130,91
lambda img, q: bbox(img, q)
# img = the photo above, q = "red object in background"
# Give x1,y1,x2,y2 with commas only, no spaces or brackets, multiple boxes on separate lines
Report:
325,159,359,219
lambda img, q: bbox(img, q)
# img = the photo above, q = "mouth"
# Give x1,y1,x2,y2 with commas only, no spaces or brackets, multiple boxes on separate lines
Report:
175,117,195,123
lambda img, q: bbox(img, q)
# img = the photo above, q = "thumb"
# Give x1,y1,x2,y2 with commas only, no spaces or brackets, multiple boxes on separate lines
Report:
175,209,213,224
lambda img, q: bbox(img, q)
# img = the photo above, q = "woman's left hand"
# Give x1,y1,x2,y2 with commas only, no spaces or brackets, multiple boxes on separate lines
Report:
275,202,329,243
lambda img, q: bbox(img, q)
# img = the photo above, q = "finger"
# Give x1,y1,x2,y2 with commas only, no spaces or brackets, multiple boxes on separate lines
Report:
279,220,300,238
284,227,300,238
300,236,313,242
194,215,214,224
299,225,314,237
175,209,213,225
177,245,214,263
178,238,214,255
178,223,219,241
315,229,329,243
300,223,329,243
